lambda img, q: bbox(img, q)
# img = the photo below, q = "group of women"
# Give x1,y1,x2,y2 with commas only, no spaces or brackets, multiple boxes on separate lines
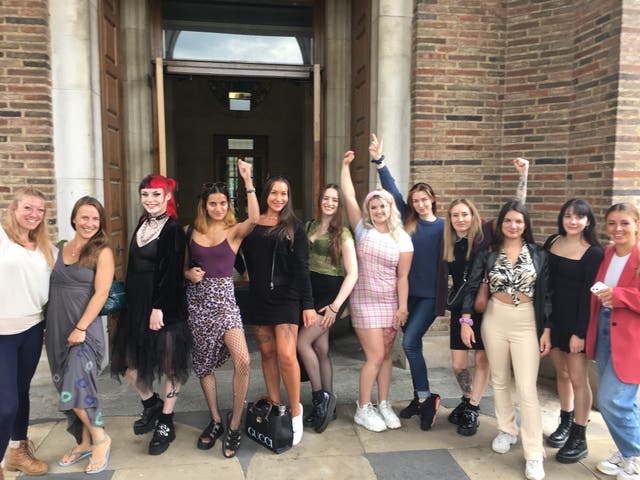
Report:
1,140,639,480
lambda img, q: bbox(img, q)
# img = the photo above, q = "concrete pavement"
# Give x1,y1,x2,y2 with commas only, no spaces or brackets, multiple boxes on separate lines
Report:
3,331,617,479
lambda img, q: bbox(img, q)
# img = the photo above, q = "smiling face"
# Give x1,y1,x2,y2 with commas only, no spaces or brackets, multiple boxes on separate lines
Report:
368,197,390,226
267,181,289,215
502,210,526,240
450,202,473,236
205,192,229,222
73,204,101,240
140,188,170,217
606,211,639,249
410,190,434,219
14,195,46,233
320,187,340,218
562,207,589,237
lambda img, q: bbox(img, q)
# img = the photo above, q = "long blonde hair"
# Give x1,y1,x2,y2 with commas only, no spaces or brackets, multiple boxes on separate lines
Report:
361,190,404,242
3,187,54,268
605,202,640,277
443,198,483,262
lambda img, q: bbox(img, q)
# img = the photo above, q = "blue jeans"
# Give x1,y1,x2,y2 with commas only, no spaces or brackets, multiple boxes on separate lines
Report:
595,307,640,457
0,322,45,460
403,296,436,397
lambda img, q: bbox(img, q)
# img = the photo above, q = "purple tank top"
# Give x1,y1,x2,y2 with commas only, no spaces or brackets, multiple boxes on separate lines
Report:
189,239,236,278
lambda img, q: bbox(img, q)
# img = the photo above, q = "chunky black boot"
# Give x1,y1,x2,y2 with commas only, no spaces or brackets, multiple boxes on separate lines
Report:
149,412,176,455
448,397,470,425
134,393,164,435
546,410,573,448
556,423,588,463
315,390,337,434
457,403,480,436
399,392,422,419
420,393,440,431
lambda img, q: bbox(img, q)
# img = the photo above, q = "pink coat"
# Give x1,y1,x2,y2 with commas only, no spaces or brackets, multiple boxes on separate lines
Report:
585,242,640,384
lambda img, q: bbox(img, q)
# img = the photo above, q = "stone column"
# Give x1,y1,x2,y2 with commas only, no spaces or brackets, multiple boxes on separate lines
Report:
121,0,153,234
324,0,351,184
370,0,412,195
49,0,103,241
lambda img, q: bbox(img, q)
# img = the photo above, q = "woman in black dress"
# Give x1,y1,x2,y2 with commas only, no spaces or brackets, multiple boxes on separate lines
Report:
544,199,603,463
240,176,316,446
111,175,190,456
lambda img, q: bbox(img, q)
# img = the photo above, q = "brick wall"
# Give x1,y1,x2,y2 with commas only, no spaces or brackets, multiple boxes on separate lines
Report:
411,0,630,246
0,0,56,234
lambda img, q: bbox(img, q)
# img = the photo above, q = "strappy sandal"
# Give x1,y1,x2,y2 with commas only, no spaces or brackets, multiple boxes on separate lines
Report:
222,411,241,458
85,434,111,475
197,419,224,450
58,447,91,467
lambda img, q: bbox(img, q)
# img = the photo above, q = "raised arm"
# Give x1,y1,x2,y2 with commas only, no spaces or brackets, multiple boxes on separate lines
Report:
318,234,358,329
341,150,362,230
370,133,407,218
229,158,259,247
513,157,529,204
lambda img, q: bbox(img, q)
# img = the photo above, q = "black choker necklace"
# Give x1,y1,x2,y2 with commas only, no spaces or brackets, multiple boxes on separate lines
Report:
146,212,168,222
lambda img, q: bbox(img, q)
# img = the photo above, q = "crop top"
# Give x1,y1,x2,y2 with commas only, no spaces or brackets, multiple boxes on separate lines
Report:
489,243,537,305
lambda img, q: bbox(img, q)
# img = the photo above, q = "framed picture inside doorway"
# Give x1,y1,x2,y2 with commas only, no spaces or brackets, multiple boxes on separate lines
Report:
213,135,267,220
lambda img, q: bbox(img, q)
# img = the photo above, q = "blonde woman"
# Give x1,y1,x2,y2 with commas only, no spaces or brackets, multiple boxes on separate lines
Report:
341,150,413,432
0,187,54,478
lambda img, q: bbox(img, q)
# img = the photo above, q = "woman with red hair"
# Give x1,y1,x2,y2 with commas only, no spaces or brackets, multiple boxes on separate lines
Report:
111,175,190,456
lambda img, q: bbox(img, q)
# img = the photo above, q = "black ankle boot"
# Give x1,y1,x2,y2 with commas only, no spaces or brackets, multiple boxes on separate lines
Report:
149,412,176,455
304,391,323,429
448,397,470,425
556,422,588,463
134,393,164,435
314,390,337,434
399,392,422,419
546,410,573,448
457,403,479,436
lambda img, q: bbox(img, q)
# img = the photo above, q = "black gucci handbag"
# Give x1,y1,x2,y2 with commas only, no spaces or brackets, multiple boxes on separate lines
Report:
245,397,293,454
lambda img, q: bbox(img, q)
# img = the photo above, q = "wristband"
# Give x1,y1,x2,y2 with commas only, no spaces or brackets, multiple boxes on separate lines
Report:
328,304,338,314
370,155,385,165
459,317,474,327
246,188,256,194
74,326,87,332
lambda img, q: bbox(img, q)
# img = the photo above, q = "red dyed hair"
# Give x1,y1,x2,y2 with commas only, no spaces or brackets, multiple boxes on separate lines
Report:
138,175,178,219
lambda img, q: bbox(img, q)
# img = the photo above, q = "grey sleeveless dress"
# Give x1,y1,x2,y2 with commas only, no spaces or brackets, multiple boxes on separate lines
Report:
45,254,105,442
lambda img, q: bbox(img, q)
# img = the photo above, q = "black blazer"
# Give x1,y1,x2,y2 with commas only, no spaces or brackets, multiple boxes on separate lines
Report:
461,242,552,338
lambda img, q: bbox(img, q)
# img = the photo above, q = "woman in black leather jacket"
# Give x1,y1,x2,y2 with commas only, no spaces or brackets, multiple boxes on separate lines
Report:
460,200,551,480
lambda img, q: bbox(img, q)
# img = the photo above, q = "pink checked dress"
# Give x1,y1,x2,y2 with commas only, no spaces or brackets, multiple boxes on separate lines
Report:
350,220,413,328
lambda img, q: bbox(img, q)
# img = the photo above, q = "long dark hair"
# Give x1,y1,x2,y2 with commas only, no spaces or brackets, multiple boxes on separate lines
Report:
260,175,299,243
557,198,599,246
493,200,535,247
316,183,344,265
138,175,178,219
71,196,110,269
404,182,437,234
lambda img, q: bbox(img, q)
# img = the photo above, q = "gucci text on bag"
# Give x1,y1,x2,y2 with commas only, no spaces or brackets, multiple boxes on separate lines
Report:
246,426,273,449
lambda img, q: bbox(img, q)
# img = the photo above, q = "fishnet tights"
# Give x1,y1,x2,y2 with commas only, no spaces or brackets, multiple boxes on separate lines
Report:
199,327,250,430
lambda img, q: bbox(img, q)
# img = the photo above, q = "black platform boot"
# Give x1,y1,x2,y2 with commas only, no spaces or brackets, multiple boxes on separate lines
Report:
546,410,573,448
134,393,164,435
556,422,588,463
149,412,176,455
315,390,337,434
303,390,323,429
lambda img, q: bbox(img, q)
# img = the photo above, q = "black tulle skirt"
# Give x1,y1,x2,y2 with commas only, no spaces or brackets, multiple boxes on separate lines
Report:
110,269,190,389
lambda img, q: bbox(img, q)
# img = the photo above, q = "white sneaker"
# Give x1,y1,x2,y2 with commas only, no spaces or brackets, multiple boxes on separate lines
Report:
491,431,518,454
292,403,303,445
354,402,387,432
525,460,545,480
618,456,640,480
598,451,625,476
378,400,401,429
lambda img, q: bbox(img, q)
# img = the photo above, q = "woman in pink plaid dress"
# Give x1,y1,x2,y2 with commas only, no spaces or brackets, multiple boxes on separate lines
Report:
341,150,413,432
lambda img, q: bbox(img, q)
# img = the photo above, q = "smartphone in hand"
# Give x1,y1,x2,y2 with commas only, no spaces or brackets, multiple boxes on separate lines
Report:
590,281,607,294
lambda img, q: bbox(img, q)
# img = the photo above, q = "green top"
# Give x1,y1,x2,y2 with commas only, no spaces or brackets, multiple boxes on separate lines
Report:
306,220,353,277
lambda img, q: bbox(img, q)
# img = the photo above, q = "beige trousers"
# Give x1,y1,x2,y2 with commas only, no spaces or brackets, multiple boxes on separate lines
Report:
481,298,544,461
